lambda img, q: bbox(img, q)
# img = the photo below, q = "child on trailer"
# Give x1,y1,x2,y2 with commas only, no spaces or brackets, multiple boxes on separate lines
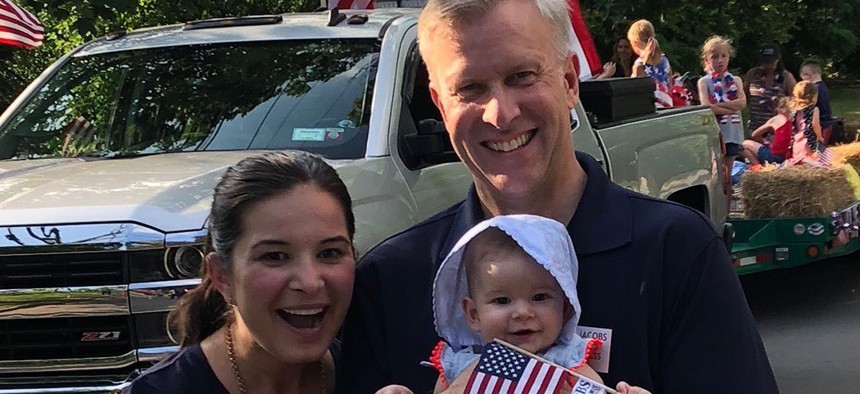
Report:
788,81,825,161
697,35,747,175
741,97,793,165
627,19,673,108
375,215,650,394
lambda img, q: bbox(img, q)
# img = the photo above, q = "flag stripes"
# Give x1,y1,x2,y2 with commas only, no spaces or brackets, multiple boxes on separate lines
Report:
0,0,43,49
465,343,569,394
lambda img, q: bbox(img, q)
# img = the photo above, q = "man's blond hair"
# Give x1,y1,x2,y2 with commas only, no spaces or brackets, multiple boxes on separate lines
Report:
417,0,572,65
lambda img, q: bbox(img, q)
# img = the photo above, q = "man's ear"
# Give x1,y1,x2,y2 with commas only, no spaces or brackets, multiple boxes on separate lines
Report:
564,53,580,109
462,297,481,332
428,81,448,125
205,252,232,301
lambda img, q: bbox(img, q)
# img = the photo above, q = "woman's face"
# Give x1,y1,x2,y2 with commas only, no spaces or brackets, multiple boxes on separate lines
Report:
221,183,355,364
616,39,633,59
762,59,779,71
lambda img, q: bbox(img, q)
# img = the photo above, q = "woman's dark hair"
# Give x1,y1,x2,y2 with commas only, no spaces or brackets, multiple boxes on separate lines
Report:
611,36,635,76
169,151,355,346
755,43,787,84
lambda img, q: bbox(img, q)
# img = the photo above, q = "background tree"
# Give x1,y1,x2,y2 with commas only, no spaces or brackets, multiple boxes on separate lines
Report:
0,0,319,112
582,0,857,78
2,0,859,114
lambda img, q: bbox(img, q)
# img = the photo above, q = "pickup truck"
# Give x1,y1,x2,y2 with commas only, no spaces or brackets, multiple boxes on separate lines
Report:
0,8,728,393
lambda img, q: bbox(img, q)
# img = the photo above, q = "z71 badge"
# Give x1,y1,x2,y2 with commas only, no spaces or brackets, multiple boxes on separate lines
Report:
81,331,121,342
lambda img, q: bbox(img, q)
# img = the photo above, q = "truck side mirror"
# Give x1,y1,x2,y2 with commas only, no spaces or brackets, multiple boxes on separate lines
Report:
399,114,459,170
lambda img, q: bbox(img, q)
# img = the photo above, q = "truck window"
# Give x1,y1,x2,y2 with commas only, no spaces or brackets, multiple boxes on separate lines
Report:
0,39,379,160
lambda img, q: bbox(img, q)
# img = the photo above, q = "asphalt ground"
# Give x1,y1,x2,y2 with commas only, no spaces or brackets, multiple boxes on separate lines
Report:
741,253,860,393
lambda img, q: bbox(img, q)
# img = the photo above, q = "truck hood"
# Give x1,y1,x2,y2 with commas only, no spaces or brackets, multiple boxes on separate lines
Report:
0,152,294,232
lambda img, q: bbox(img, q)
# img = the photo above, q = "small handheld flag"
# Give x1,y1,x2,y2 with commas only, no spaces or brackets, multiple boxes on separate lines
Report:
464,339,617,394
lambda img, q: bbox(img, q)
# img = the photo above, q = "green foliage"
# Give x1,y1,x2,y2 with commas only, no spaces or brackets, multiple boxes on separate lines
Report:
3,0,860,115
582,0,858,79
0,0,320,112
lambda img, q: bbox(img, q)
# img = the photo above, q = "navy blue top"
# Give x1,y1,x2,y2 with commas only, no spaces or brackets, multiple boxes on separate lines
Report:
337,152,777,394
815,81,833,127
122,343,228,394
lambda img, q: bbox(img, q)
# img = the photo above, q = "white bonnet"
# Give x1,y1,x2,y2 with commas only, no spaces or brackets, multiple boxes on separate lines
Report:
432,214,582,351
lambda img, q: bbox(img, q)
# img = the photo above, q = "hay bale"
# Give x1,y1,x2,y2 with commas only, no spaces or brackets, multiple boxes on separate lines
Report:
830,141,860,172
740,166,856,218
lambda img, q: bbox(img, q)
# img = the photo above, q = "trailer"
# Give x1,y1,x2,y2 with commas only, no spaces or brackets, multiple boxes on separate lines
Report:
729,202,860,275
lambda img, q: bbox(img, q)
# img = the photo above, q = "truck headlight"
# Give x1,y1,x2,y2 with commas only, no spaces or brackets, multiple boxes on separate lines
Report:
164,245,205,279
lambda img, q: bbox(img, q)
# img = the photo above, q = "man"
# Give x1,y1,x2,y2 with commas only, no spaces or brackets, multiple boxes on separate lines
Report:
337,1,779,393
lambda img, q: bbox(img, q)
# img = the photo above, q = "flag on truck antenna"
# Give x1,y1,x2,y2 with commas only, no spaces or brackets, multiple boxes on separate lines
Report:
328,0,375,9
0,0,43,49
567,0,602,80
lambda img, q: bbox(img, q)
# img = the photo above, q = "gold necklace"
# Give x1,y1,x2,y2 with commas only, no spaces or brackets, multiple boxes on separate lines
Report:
225,324,327,394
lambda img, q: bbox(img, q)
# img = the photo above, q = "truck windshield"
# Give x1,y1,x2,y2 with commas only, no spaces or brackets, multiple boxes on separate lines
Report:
0,39,378,160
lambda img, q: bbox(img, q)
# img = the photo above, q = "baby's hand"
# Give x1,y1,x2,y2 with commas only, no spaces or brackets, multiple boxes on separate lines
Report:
375,385,413,394
616,381,652,394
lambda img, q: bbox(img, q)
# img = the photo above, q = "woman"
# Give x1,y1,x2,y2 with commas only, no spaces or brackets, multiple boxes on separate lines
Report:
627,19,673,108
595,37,635,79
744,43,797,132
124,151,355,394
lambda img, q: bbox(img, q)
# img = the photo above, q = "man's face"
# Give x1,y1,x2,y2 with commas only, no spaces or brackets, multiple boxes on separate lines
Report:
423,0,579,198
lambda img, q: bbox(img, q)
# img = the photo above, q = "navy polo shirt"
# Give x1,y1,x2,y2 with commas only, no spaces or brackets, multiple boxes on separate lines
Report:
337,152,777,394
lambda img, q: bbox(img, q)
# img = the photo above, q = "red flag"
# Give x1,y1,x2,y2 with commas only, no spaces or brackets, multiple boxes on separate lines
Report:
464,342,571,394
567,0,602,78
0,0,43,49
328,0,374,9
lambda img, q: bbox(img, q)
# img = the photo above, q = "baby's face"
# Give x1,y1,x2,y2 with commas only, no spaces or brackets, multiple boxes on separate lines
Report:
463,247,568,354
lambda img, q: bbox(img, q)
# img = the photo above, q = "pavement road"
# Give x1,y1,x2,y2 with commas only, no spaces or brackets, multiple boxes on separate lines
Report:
742,253,860,393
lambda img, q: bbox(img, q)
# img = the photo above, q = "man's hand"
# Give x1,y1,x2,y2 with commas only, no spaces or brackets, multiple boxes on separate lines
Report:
375,385,413,394
616,381,652,394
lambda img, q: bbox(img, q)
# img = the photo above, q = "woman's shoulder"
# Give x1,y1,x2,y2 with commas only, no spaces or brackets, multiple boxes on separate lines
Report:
123,344,227,394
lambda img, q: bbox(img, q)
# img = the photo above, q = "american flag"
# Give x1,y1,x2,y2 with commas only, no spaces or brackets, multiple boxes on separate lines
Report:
465,342,575,394
816,143,835,167
0,0,43,49
328,0,374,9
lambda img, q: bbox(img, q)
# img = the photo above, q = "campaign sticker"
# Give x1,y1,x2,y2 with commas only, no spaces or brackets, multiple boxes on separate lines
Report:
569,375,607,394
808,223,825,236
793,223,806,235
292,128,327,142
577,326,612,373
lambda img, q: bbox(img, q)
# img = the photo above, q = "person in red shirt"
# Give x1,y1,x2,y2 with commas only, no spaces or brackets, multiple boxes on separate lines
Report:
742,97,792,165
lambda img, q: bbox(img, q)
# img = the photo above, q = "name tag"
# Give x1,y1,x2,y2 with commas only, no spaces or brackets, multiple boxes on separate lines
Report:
577,326,612,373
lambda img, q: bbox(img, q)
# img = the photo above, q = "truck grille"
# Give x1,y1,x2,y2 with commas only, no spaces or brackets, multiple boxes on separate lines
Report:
0,316,132,361
0,253,125,289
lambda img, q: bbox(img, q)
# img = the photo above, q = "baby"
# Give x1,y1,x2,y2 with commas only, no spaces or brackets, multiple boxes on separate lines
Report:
376,214,649,393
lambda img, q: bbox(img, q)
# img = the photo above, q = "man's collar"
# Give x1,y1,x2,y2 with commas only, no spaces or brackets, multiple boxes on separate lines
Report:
568,152,632,254
438,183,484,261
439,152,632,260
